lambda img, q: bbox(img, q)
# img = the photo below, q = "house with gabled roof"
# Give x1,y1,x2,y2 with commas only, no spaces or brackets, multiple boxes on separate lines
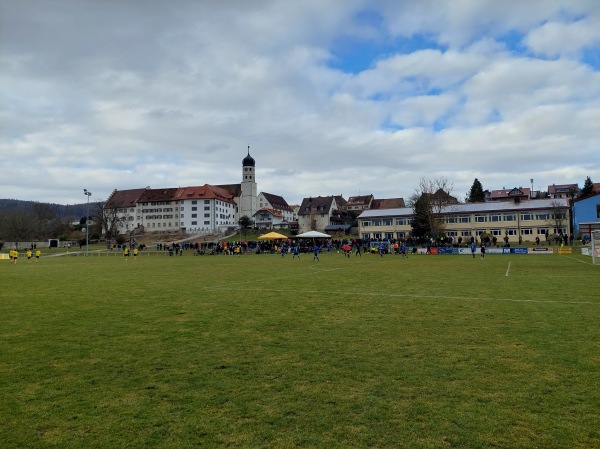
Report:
347,195,374,212
258,192,294,223
253,208,286,229
347,195,405,212
297,195,348,233
548,183,579,199
487,187,531,203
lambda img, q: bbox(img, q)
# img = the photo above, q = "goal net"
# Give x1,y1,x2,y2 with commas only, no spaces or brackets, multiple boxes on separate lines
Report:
592,230,600,265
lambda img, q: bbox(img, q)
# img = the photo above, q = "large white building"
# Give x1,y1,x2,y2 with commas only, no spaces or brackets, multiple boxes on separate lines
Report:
104,149,260,236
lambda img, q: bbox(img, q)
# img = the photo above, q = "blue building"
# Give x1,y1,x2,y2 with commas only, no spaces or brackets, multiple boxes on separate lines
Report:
572,192,600,237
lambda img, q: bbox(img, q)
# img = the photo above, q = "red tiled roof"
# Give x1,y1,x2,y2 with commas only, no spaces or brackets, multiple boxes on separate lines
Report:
371,198,405,209
175,184,236,204
254,207,283,218
489,187,530,199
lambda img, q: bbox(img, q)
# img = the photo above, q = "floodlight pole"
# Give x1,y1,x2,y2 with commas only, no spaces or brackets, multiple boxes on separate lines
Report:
84,189,92,256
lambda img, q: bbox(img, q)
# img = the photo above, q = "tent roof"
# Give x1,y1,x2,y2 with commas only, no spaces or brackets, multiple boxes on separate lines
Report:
295,230,331,238
258,231,288,240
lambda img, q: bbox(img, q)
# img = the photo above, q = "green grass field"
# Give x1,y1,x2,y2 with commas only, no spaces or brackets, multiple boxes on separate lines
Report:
2,250,599,448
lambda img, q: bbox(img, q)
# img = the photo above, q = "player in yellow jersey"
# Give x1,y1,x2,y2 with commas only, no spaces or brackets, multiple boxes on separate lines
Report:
35,249,41,261
26,249,32,263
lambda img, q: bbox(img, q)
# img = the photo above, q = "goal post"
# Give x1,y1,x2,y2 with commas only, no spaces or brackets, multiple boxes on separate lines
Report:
592,230,600,265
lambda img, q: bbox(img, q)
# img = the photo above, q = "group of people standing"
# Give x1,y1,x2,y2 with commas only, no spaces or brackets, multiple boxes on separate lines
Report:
8,248,41,264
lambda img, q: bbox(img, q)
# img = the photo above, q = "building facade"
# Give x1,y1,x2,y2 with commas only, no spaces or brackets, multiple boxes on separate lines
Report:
258,192,294,223
358,198,570,243
104,149,261,236
297,195,347,233
572,192,600,236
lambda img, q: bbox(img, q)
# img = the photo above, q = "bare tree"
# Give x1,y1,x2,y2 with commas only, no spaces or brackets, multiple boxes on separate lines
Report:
97,201,125,239
547,200,568,235
0,210,35,247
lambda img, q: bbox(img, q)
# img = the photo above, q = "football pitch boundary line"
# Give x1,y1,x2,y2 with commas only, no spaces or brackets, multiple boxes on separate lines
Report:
204,286,600,306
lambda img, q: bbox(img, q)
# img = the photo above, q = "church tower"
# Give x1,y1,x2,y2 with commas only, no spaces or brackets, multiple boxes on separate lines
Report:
240,146,257,220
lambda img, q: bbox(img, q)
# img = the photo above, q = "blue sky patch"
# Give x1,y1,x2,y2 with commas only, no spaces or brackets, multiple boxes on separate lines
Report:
581,47,600,71
327,9,446,74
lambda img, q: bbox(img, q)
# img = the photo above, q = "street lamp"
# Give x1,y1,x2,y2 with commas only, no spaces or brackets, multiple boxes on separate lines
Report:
84,189,92,256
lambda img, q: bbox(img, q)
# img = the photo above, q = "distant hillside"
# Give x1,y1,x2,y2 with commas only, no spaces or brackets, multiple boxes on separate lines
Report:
0,199,100,219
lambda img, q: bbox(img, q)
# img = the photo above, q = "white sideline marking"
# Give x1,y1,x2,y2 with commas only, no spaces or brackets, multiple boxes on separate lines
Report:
505,261,511,277
203,286,600,305
562,255,594,265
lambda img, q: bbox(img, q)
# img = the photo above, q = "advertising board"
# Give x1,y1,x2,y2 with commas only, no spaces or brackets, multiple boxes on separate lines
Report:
528,247,554,254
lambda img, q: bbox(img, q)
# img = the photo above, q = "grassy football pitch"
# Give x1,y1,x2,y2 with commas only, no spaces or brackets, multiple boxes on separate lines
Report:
1,250,599,448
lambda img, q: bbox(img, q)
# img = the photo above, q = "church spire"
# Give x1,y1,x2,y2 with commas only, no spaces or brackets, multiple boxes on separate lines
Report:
242,145,255,167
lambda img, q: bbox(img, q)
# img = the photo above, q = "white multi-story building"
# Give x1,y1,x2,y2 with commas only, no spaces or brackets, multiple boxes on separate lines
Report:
104,148,269,236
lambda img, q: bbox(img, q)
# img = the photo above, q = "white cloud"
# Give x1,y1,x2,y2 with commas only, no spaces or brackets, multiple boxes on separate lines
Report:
0,0,599,206
524,17,600,57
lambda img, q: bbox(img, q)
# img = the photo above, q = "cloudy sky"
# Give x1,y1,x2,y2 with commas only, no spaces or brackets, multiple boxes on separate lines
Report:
1,0,599,206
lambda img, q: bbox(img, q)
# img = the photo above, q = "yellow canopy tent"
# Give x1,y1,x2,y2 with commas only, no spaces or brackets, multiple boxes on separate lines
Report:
258,231,288,240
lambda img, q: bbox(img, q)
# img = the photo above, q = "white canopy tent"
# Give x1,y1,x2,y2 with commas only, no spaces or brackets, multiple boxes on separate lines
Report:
295,230,331,238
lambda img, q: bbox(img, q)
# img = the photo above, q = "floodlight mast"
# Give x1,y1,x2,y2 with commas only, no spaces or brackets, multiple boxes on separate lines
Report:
84,189,92,256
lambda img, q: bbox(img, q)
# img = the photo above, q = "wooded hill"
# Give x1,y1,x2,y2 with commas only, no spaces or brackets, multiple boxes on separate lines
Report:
0,199,100,219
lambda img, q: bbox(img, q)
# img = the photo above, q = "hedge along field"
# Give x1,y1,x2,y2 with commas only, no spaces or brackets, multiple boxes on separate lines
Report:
1,251,599,448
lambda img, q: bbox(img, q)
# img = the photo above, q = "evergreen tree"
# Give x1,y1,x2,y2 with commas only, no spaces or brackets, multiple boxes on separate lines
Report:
466,178,485,203
410,194,432,240
579,176,595,198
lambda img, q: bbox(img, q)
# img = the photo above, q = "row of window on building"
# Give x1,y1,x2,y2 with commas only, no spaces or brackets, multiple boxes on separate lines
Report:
362,227,567,241
361,212,565,228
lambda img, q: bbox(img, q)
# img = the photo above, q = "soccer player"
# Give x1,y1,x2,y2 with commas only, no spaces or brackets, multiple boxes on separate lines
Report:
26,249,32,263
312,244,320,262
35,249,41,261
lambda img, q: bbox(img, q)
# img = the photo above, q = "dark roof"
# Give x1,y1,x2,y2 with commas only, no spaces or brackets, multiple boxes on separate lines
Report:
261,192,292,211
423,189,458,204
334,195,347,207
299,196,334,215
216,183,242,197
347,195,374,206
324,224,351,231
104,188,147,209
137,188,179,203
242,147,255,167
